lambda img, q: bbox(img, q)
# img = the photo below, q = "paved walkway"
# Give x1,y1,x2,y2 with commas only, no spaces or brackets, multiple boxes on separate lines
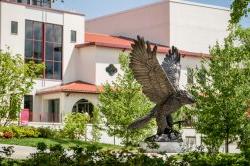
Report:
0,144,37,159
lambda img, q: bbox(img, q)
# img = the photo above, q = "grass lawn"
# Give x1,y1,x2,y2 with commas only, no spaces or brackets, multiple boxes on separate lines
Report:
0,138,123,150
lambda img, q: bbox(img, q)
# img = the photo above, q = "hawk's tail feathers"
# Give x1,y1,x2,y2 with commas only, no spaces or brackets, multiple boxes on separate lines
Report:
128,105,158,129
128,114,154,129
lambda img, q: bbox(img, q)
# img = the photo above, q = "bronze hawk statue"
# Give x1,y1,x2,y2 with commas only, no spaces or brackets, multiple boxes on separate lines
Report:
128,36,195,142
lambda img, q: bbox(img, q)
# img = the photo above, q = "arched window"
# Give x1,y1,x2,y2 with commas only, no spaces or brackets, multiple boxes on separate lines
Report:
72,99,94,117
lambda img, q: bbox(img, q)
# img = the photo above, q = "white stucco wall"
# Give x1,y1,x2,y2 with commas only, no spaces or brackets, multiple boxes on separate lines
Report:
62,13,85,83
76,46,97,84
77,46,168,86
182,128,240,153
86,1,170,45
33,92,99,122
179,56,203,89
95,47,124,85
86,0,230,53
0,1,85,91
169,0,230,53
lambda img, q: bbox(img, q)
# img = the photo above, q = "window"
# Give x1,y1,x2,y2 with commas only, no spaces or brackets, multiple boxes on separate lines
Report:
25,20,63,80
198,71,206,85
45,23,63,80
48,99,60,123
72,99,94,118
16,0,31,5
187,68,194,85
24,95,33,121
71,30,77,42
25,21,43,64
11,21,18,34
185,136,196,148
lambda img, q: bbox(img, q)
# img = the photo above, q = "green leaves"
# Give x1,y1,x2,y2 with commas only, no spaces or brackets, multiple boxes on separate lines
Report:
230,0,250,25
189,28,250,153
0,51,44,125
98,53,155,146
63,113,90,139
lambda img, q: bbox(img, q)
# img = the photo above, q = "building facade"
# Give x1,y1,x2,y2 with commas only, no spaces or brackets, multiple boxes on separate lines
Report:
0,0,239,152
86,0,230,53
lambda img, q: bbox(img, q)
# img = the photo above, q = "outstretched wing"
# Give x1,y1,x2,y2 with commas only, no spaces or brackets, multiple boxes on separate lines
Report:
130,36,175,103
161,46,181,90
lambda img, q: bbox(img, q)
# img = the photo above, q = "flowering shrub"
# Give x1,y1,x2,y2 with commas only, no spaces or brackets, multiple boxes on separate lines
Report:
0,126,53,139
3,131,13,139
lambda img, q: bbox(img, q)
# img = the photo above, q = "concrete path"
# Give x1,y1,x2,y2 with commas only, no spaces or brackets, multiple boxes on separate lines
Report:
0,144,37,159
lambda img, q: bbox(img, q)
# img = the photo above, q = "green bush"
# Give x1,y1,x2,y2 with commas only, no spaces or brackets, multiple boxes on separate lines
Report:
37,142,47,152
0,126,40,138
22,145,249,166
11,126,40,138
0,126,60,139
49,144,64,153
1,144,250,166
37,127,54,138
167,152,249,166
63,113,90,139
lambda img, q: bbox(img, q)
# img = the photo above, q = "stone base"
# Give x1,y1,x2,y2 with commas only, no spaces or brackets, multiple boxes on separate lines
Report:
140,141,183,153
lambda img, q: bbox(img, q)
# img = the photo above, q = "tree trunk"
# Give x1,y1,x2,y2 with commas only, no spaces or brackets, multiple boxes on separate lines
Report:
225,133,229,153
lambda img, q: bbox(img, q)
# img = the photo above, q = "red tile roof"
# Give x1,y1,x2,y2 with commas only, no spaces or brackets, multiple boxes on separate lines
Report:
75,32,210,58
36,81,103,95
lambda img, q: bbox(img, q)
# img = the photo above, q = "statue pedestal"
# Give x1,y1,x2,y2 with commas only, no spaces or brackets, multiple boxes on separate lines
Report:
140,142,183,153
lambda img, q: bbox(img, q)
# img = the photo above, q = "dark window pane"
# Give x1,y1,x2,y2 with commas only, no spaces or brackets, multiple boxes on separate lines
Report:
54,62,62,80
32,0,40,6
34,22,42,40
34,60,43,78
54,44,62,61
42,0,51,7
45,61,53,79
34,41,42,60
18,0,31,4
11,21,18,34
46,42,53,61
48,99,60,123
24,95,33,121
34,59,42,64
198,72,206,85
71,30,76,42
187,68,194,85
54,25,62,43
46,24,54,42
25,40,33,58
24,20,63,80
24,95,33,110
25,59,33,64
25,20,33,39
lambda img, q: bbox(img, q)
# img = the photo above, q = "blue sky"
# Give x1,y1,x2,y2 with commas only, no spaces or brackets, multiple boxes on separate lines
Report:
54,0,249,27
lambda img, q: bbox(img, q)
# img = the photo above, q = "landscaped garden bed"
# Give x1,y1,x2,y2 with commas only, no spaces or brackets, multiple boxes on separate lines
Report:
0,145,249,166
0,125,122,151
0,137,121,150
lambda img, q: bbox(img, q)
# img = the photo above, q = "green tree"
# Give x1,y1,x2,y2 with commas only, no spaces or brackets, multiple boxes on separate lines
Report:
0,51,43,125
91,108,102,142
189,28,250,153
98,53,155,146
63,113,90,139
230,0,250,24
